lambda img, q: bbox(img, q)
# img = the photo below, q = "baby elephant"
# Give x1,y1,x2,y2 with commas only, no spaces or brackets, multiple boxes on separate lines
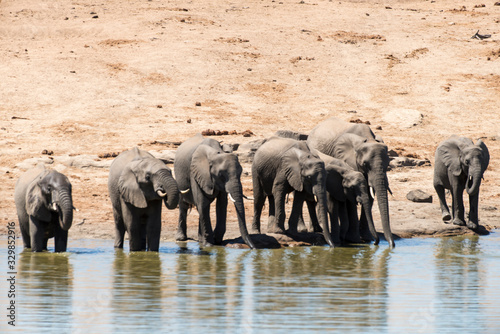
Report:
15,164,74,252
433,136,489,230
108,147,180,251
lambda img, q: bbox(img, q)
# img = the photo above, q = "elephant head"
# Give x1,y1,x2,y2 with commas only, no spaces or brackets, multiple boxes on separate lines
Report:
191,146,255,248
284,148,335,247
327,162,379,244
332,133,394,247
119,156,179,210
26,170,73,231
440,138,490,196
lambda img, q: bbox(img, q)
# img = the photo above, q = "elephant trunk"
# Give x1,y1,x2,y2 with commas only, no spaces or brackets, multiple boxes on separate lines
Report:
360,191,379,245
314,184,335,247
466,164,482,196
57,190,73,231
373,176,394,248
227,181,256,249
156,171,180,210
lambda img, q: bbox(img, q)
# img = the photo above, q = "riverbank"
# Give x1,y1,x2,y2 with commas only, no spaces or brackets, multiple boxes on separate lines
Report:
0,0,499,246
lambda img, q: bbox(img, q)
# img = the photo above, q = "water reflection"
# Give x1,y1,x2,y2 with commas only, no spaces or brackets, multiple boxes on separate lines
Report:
112,250,163,331
434,236,485,332
18,251,73,331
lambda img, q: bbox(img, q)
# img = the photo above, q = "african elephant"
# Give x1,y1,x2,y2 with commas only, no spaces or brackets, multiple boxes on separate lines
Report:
174,134,255,248
15,164,74,252
108,147,180,251
307,116,395,247
251,136,335,247
433,136,489,230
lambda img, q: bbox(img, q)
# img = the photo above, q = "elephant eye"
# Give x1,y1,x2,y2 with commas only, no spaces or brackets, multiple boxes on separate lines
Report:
465,159,470,165
145,173,151,181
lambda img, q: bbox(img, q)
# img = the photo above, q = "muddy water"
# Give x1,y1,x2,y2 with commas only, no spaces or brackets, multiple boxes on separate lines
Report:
1,233,499,333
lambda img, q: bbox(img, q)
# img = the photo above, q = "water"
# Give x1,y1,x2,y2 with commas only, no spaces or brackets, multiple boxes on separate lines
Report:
1,233,500,333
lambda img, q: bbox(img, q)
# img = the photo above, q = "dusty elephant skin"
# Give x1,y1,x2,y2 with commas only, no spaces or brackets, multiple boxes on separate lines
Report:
174,133,255,249
308,117,395,247
251,136,335,247
108,147,180,252
433,136,489,231
14,165,74,252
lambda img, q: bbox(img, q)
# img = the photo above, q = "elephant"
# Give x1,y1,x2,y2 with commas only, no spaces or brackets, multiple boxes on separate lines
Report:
108,147,180,251
433,136,489,230
15,164,74,252
251,136,335,247
174,133,255,249
307,116,395,247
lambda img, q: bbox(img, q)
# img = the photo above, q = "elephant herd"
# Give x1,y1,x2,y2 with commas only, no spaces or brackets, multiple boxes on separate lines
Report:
14,117,490,252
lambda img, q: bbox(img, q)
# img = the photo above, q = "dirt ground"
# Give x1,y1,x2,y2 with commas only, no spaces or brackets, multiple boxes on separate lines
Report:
1,0,499,247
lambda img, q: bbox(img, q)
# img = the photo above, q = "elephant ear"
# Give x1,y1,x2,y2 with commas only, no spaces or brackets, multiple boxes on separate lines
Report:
334,134,365,170
476,139,490,172
26,174,52,221
283,150,303,192
118,160,147,208
438,141,462,177
191,146,215,195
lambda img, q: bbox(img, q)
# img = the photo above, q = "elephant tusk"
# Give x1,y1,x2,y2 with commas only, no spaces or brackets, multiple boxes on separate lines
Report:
180,189,190,194
370,187,376,199
73,206,79,212
228,192,236,203
156,189,167,197
243,194,254,201
314,195,318,202
51,202,58,211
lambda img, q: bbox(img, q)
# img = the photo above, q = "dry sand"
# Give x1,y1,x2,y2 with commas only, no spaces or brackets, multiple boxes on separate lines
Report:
1,0,499,246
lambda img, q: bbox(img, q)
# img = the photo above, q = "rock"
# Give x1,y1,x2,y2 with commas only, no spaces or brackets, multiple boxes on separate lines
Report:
407,189,433,203
389,157,431,168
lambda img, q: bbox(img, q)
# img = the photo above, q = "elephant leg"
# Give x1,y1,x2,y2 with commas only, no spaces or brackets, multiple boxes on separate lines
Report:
306,200,322,233
19,217,31,249
197,201,214,246
337,202,349,242
176,199,190,241
328,199,341,245
451,182,466,226
146,201,162,251
140,217,148,250
288,192,305,234
358,204,373,242
345,201,362,243
252,179,266,234
29,217,45,252
266,195,278,232
434,183,451,221
113,206,126,249
269,185,286,234
122,202,144,251
467,193,479,230
54,224,68,252
214,193,228,245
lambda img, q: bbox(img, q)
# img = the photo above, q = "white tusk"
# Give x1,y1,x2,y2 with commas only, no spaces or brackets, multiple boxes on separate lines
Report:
314,195,318,202
157,190,167,197
51,202,58,211
370,187,376,199
243,194,254,201
180,189,190,194
73,206,79,212
228,193,236,203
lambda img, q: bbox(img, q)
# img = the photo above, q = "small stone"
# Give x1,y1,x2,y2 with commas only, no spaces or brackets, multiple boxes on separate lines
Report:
157,105,163,108
195,102,202,106
92,15,99,19
187,118,192,123
406,189,432,203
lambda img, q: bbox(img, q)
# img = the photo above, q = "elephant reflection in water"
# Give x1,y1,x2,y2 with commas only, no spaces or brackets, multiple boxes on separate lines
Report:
434,236,483,326
18,252,73,327
250,247,391,328
111,250,163,329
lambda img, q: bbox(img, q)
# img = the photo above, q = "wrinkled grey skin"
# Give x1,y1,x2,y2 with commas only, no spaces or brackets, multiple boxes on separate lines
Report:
251,137,335,247
15,165,73,252
433,136,489,230
308,117,394,247
174,134,255,249
108,147,179,252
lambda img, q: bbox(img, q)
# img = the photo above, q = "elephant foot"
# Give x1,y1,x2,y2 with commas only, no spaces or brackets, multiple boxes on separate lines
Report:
267,224,286,234
452,218,466,226
442,212,451,222
250,224,261,235
175,230,188,241
466,220,479,230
